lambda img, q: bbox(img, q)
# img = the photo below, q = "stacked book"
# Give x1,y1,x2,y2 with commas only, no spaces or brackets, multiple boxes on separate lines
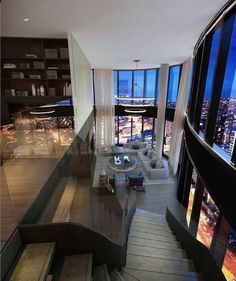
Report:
47,70,58,79
3,63,16,69
4,89,16,96
16,90,28,96
33,61,44,69
19,62,30,69
60,48,69,59
48,88,56,96
29,74,41,79
45,48,58,58
12,72,24,79
62,74,71,79
63,83,72,96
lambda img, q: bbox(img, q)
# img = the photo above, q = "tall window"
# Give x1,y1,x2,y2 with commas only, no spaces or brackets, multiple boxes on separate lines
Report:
186,168,197,226
133,70,144,104
143,117,154,144
118,116,131,144
199,28,222,134
163,121,173,155
145,69,157,105
167,65,181,107
213,18,236,158
118,71,132,104
114,70,118,104
196,189,220,248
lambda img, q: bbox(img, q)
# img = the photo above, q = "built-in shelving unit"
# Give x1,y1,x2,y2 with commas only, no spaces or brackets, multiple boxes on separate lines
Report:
1,37,73,120
1,37,72,99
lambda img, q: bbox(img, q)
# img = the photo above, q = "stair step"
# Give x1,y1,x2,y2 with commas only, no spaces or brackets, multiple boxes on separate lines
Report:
9,242,55,281
136,209,165,219
109,269,125,281
133,214,166,223
128,236,181,249
132,222,171,232
93,264,110,281
126,254,197,277
132,217,167,226
133,215,168,226
129,230,177,242
58,254,93,281
127,244,187,260
123,268,203,281
130,225,174,237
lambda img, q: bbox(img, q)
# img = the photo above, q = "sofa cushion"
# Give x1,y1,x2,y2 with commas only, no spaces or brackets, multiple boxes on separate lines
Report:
156,160,164,168
150,159,156,168
143,149,148,156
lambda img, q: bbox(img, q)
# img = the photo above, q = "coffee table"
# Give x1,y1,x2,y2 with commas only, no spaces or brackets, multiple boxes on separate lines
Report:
108,154,137,173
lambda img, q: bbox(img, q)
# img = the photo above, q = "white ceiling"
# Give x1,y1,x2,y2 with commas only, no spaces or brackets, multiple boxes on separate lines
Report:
1,0,227,69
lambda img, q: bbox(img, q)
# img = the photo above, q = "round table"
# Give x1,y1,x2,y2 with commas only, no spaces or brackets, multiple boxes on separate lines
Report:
108,154,137,173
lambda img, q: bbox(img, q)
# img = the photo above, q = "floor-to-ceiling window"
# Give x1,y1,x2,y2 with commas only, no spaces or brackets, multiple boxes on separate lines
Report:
199,27,222,135
213,18,236,158
163,120,173,155
166,65,181,108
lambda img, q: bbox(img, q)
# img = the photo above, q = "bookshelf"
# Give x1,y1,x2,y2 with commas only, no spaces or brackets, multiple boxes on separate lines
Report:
1,37,72,102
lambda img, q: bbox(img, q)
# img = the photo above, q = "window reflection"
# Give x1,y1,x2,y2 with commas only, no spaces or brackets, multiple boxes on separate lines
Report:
163,121,173,155
196,189,220,248
167,65,181,108
222,229,236,281
143,117,154,144
186,168,197,226
213,18,236,158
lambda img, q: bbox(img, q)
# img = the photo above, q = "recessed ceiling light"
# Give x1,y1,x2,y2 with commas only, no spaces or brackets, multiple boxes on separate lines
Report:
23,18,29,22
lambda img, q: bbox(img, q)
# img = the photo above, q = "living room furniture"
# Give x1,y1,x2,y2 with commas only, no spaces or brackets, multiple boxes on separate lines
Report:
108,154,137,173
127,172,145,192
123,141,150,154
138,148,169,179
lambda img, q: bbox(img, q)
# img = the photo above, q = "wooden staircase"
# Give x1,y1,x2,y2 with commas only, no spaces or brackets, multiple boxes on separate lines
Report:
8,208,205,281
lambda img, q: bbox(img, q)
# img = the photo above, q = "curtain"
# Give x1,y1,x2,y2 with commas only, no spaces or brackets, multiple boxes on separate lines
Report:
155,64,169,158
94,69,115,150
169,57,193,175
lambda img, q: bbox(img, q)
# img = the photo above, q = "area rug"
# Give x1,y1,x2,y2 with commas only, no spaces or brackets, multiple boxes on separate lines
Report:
92,153,176,187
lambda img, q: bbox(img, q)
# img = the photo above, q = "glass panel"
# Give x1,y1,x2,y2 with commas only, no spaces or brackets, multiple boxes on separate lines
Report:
131,116,143,141
163,121,173,155
115,116,118,144
199,28,221,134
145,69,156,105
118,116,131,144
186,168,197,226
118,71,132,104
167,65,181,108
222,229,236,281
114,70,118,104
133,70,144,105
143,117,154,144
196,189,220,248
213,18,236,158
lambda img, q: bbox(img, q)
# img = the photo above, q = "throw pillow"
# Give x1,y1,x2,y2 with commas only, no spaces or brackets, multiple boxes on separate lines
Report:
156,160,164,168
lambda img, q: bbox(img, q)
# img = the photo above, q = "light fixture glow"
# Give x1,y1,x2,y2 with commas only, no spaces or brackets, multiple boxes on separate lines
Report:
23,18,29,22
39,104,59,108
30,110,55,115
124,109,146,114
120,104,148,107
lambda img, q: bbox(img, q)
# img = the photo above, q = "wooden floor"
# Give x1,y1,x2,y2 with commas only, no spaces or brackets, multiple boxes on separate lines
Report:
0,158,61,249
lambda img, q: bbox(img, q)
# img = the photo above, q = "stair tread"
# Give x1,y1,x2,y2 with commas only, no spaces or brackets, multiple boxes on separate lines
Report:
129,230,176,242
59,254,93,281
128,236,181,249
131,225,173,235
136,209,165,218
9,242,55,281
133,215,166,223
132,218,168,227
131,222,171,232
127,244,187,260
93,264,110,281
126,254,196,276
121,270,139,281
109,269,125,281
124,268,203,281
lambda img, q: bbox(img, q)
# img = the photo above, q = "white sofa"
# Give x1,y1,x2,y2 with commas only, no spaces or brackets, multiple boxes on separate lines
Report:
123,141,150,154
137,148,169,179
